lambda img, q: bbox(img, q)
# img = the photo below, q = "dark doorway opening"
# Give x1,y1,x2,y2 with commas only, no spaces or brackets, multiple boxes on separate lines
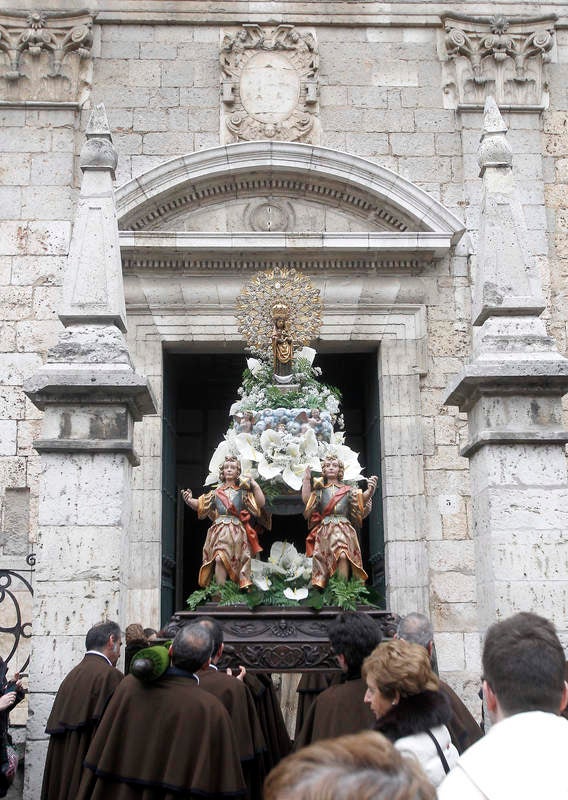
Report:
162,350,383,621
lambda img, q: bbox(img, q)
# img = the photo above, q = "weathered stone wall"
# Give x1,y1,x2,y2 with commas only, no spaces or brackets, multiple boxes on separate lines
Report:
544,28,568,438
0,10,567,770
0,107,77,682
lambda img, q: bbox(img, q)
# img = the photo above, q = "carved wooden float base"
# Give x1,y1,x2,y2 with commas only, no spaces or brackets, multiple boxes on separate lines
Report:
172,605,398,672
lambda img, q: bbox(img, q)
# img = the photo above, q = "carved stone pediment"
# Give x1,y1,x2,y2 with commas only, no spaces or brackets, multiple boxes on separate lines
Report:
440,14,556,110
220,24,319,144
0,9,94,105
119,173,417,234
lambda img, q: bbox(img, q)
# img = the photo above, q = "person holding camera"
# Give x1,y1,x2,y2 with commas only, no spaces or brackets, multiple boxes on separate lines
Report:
0,657,25,798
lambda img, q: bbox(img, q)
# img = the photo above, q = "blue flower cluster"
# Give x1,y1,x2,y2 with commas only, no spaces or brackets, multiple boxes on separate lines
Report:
234,407,334,441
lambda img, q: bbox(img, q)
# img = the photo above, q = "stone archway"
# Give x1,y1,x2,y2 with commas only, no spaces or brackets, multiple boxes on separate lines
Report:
115,141,465,626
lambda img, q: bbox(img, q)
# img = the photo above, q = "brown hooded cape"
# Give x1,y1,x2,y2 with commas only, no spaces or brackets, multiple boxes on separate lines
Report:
294,676,374,750
294,672,340,740
77,672,246,800
439,679,483,753
41,653,123,800
199,668,265,799
243,674,291,771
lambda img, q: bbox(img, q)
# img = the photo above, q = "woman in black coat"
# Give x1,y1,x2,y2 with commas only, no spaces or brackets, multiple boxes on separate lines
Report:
362,639,459,788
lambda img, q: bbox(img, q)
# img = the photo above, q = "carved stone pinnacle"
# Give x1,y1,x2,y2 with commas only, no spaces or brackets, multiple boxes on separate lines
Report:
80,104,118,174
85,103,113,140
478,96,513,174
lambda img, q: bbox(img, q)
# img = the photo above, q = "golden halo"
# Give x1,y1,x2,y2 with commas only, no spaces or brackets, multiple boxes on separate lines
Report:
236,268,322,358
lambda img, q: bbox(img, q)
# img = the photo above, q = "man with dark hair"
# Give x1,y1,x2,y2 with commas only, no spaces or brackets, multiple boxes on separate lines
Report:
197,618,265,799
439,612,568,798
77,624,246,799
294,611,382,748
397,612,482,753
41,621,123,800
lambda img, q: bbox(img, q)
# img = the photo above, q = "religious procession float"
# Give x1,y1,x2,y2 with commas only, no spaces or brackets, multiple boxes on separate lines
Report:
174,269,396,670
183,268,380,611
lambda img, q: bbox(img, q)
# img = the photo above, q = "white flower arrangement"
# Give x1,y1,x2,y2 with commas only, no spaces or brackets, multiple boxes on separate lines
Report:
204,355,364,490
251,542,312,594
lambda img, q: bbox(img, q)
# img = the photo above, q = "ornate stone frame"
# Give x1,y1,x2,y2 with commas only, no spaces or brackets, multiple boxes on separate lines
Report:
220,24,319,144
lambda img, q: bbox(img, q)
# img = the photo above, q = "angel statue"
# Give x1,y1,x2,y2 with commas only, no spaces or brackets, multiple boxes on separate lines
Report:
301,456,378,589
271,301,293,382
182,456,270,589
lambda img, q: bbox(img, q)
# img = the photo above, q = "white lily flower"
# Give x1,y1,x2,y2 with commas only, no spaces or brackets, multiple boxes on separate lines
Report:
264,562,288,576
257,456,282,480
285,555,311,581
252,575,272,591
260,428,285,452
296,347,316,365
282,465,304,491
300,428,319,456
229,401,242,416
286,441,300,459
246,358,264,376
207,440,232,475
235,432,260,461
283,587,309,600
270,541,298,566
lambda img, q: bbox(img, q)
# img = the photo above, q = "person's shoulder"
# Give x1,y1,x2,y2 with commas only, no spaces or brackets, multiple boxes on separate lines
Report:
313,678,367,717
438,764,486,800
319,677,362,699
201,668,243,689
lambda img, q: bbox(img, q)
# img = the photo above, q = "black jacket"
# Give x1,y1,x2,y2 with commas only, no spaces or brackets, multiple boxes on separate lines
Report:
375,689,452,742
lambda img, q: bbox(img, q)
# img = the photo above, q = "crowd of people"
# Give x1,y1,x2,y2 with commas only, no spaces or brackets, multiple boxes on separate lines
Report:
23,608,568,798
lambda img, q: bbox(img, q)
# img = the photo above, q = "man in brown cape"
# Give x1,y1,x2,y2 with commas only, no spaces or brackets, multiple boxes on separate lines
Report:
41,621,123,800
196,618,266,800
294,611,382,749
397,612,483,753
77,623,246,800
243,673,291,771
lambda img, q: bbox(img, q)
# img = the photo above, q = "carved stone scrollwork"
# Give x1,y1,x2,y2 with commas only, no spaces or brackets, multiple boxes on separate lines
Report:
441,14,556,110
220,24,319,144
0,10,94,105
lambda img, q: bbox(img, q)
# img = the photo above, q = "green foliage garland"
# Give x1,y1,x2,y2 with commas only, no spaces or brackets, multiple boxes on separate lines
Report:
186,574,379,612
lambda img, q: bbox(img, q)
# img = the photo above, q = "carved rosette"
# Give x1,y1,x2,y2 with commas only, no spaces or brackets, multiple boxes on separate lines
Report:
0,10,94,105
441,14,556,110
220,24,319,144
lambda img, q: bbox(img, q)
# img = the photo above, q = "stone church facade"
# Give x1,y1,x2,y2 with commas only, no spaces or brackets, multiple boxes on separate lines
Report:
0,1,566,796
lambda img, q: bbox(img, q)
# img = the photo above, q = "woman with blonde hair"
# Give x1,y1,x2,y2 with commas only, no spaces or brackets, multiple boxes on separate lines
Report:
362,639,458,788
264,730,435,800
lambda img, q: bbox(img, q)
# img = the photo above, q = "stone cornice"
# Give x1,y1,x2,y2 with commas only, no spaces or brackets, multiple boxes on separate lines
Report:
24,366,157,420
7,3,566,27
119,231,453,272
122,255,427,273
445,361,568,412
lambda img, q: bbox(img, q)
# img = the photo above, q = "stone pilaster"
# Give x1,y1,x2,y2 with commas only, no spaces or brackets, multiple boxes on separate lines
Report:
445,97,568,635
22,105,155,799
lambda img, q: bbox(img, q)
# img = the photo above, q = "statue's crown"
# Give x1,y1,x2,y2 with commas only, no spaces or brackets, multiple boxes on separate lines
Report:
271,301,290,319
